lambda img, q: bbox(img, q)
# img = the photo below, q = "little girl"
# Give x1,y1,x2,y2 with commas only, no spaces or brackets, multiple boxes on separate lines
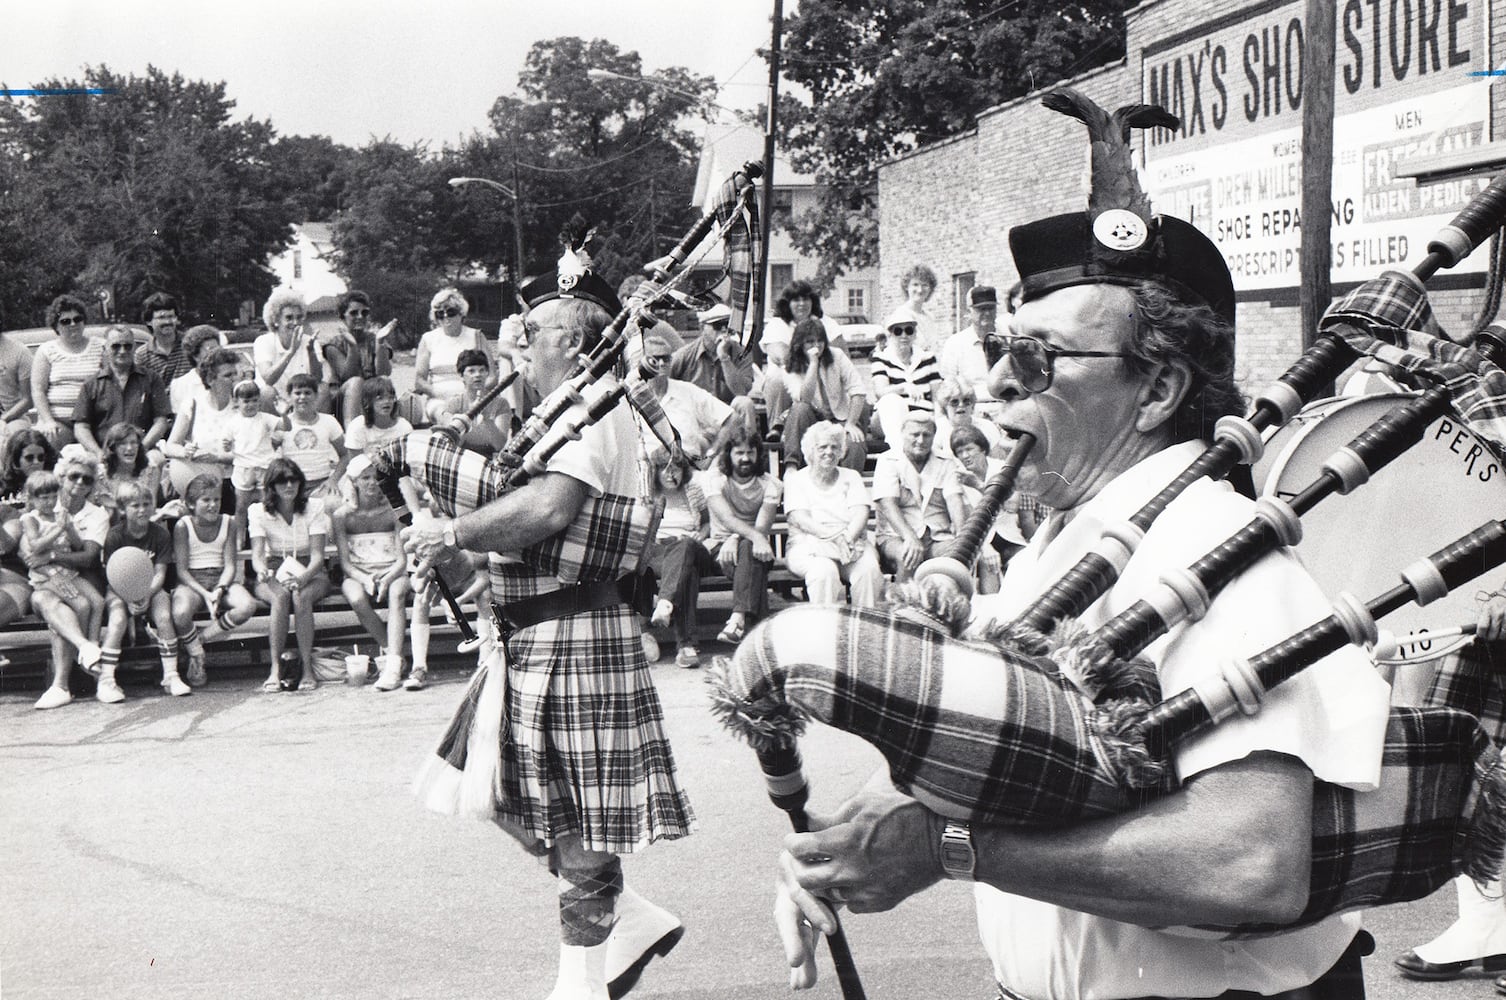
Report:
249,457,332,691
333,455,411,690
644,450,715,669
171,473,258,686
343,376,412,452
227,380,284,536
100,481,189,698
19,470,103,669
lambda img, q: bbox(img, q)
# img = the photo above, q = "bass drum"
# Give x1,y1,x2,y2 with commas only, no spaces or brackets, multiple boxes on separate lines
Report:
1252,392,1505,703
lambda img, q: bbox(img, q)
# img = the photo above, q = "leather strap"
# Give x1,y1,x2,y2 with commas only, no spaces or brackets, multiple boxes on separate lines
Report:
493,575,638,635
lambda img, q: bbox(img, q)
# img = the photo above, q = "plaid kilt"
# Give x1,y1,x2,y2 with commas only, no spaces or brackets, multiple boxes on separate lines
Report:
716,603,1506,932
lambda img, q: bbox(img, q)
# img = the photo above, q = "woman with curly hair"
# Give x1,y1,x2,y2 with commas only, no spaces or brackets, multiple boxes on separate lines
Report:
30,294,104,448
898,263,941,352
415,287,493,424
763,318,869,472
759,279,847,365
253,289,327,413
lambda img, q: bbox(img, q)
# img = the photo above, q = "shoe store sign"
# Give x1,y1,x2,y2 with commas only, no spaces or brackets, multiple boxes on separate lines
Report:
1138,0,1494,290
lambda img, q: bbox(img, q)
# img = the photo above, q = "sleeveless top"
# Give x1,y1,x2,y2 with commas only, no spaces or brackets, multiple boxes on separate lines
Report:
185,514,230,571
421,326,483,401
38,337,104,416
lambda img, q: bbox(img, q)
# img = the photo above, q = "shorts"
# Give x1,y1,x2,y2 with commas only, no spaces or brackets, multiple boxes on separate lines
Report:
233,464,267,493
187,566,223,591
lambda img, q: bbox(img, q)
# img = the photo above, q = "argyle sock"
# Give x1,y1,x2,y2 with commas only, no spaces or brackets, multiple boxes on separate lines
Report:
558,858,623,947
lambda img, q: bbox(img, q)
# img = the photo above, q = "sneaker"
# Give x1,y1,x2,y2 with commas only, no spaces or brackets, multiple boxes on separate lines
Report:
161,674,192,697
78,641,103,673
96,677,126,704
185,656,207,687
402,665,428,691
675,644,700,669
374,656,403,692
34,686,72,710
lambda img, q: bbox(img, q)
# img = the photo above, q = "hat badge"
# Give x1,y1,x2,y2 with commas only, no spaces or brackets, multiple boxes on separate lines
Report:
557,272,579,293
1093,209,1148,252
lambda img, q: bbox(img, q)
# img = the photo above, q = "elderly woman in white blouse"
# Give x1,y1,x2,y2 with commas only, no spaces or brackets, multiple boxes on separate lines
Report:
253,290,328,413
414,287,493,424
781,421,884,608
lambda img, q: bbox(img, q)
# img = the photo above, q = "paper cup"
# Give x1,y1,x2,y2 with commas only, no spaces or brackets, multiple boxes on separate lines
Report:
345,654,370,685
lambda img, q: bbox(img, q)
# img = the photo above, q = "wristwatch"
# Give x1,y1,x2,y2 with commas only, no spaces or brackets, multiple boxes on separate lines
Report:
939,820,975,880
441,521,458,549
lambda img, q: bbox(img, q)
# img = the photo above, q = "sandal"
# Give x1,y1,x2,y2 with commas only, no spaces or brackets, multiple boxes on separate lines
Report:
260,678,281,694
297,673,319,692
716,618,747,644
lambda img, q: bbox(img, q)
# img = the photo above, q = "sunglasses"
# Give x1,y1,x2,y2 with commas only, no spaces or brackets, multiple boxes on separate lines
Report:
109,343,135,353
987,334,1131,393
65,473,95,485
434,307,461,319
56,316,86,327
889,325,917,337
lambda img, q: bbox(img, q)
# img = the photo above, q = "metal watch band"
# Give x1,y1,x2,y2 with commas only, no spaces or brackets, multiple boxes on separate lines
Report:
940,820,975,880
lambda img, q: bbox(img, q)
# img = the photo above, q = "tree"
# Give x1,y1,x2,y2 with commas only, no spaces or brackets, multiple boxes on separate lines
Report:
480,37,716,285
778,0,1132,288
0,65,296,326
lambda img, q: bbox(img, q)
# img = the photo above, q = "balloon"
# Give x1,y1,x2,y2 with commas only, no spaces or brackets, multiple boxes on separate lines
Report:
105,547,154,606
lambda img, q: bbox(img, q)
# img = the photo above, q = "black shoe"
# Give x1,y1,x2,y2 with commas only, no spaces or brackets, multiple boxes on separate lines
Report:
1395,949,1506,981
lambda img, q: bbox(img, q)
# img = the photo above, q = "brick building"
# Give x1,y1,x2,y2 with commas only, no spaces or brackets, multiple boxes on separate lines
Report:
877,0,1506,390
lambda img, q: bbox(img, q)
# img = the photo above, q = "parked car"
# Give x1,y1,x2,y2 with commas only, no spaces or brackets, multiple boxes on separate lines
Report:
6,323,152,352
833,315,883,358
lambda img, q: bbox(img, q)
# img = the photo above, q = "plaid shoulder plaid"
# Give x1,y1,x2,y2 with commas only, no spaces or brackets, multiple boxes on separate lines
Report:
709,603,1506,935
1322,270,1506,452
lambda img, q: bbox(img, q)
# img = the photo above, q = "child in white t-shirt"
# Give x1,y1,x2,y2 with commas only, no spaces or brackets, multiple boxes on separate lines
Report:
279,373,345,493
227,380,285,534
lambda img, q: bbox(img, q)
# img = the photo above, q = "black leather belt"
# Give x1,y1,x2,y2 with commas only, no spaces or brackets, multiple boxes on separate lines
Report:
492,575,639,636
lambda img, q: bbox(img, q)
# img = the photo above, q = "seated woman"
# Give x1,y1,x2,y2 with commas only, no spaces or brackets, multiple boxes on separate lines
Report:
248,458,333,691
171,473,257,686
763,318,869,472
332,455,410,691
253,289,327,414
414,287,493,425
644,449,717,669
21,470,105,696
869,308,942,446
930,377,1003,460
781,421,883,608
98,423,165,517
0,432,50,636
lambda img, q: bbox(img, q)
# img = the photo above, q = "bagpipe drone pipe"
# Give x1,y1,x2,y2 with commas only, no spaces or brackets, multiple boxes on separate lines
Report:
709,171,1506,933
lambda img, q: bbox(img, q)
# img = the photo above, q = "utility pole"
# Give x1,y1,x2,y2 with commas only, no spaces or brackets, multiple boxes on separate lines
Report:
1299,0,1336,355
751,0,783,350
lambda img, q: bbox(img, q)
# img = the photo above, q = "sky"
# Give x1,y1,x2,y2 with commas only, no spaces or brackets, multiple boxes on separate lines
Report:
0,0,781,147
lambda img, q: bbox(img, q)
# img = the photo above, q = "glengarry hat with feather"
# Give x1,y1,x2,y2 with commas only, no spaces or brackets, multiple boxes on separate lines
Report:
1009,89,1235,324
519,216,624,316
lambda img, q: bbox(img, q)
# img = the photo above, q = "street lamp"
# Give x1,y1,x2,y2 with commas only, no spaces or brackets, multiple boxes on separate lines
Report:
449,175,526,295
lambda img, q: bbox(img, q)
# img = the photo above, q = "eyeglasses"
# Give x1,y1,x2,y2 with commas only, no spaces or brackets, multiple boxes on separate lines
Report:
346,308,370,318
706,321,729,331
644,354,672,366
108,343,135,353
434,307,461,319
988,334,1131,393
889,325,917,337
56,316,85,327
65,473,95,485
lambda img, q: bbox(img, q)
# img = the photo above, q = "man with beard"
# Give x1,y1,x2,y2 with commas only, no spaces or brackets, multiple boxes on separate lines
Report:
134,292,195,388
702,422,783,644
323,290,394,426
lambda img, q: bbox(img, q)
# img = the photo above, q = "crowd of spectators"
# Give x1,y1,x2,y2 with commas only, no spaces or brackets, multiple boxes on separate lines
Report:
1,267,1043,700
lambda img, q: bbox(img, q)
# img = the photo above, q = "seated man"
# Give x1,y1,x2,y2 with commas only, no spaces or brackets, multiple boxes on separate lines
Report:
872,414,957,582
73,324,172,463
636,332,735,468
670,302,758,433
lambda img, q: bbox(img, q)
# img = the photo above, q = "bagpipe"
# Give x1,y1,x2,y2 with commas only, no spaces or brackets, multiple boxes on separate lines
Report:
366,160,767,615
709,169,1506,934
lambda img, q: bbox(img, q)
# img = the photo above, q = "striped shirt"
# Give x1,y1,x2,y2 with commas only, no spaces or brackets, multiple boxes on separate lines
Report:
870,348,942,413
36,337,104,419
